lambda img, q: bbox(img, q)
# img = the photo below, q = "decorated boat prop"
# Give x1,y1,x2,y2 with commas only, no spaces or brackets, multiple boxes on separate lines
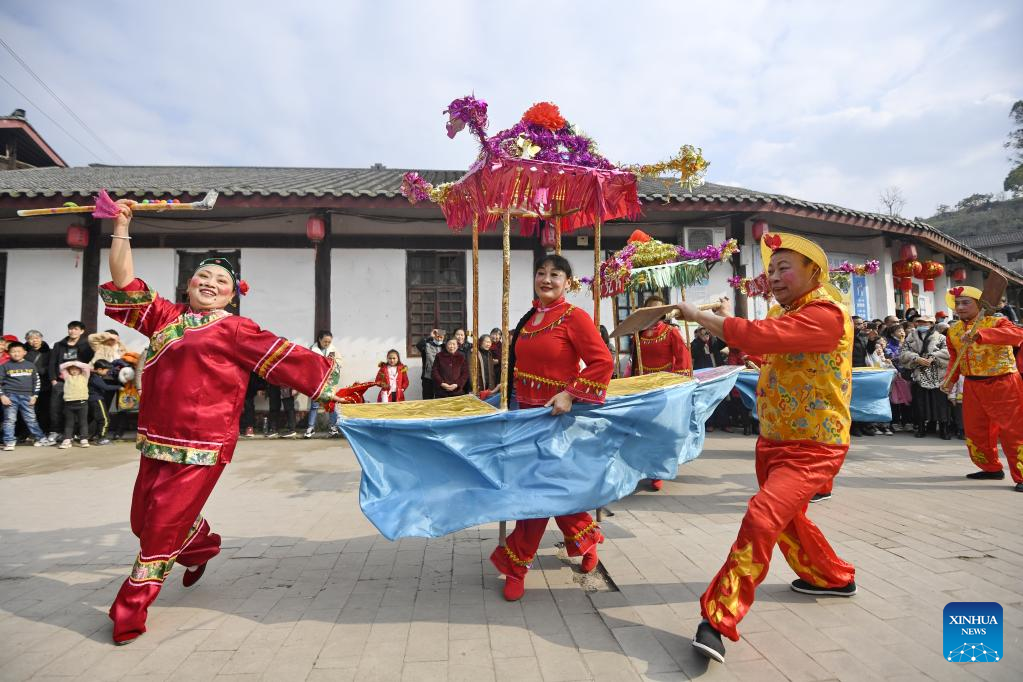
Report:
589,228,737,372
339,367,741,540
401,94,709,402
341,95,722,543
732,368,896,423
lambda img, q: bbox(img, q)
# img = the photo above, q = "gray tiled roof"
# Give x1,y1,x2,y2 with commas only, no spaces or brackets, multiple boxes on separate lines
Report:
959,231,1023,248
0,164,929,229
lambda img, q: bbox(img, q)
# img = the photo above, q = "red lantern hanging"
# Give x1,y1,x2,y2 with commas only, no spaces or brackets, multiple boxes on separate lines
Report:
891,258,922,279
66,223,89,249
950,267,967,282
305,215,326,244
899,243,918,261
66,223,89,268
751,219,769,243
918,260,944,292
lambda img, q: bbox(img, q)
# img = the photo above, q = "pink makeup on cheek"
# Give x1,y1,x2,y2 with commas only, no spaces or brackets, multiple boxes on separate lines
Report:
189,276,202,288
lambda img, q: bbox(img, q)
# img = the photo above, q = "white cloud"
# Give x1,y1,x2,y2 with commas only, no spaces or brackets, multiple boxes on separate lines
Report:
0,0,1020,219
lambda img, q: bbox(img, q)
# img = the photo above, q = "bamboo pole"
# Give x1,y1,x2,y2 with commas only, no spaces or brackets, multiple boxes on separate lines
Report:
500,210,511,412
471,214,480,394
555,216,562,256
611,296,621,378
497,209,512,548
630,290,644,374
679,288,692,344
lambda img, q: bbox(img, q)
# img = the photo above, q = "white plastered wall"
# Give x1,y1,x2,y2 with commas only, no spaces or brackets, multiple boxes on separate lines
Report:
4,250,84,344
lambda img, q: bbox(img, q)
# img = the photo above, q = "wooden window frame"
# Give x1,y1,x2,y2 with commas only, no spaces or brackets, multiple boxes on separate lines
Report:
406,250,466,357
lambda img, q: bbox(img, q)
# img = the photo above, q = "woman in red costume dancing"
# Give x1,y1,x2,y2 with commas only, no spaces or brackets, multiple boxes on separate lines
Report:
632,294,693,490
489,254,614,601
101,200,347,644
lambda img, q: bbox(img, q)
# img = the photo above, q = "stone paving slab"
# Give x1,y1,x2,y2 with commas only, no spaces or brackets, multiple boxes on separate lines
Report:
0,431,1020,680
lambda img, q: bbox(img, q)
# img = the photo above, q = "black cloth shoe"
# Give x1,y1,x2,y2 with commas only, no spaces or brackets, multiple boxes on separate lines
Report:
861,425,877,436
809,492,832,503
692,621,725,662
965,470,1005,480
1015,483,1023,492
914,423,927,438
850,425,863,437
939,422,952,440
790,579,857,597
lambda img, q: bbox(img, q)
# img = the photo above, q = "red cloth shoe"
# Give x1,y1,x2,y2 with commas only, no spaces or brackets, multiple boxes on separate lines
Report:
503,575,525,601
182,562,207,587
113,631,142,646
650,479,663,491
580,546,599,574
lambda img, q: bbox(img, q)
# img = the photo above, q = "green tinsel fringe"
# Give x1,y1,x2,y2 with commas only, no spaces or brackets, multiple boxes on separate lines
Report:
627,261,709,291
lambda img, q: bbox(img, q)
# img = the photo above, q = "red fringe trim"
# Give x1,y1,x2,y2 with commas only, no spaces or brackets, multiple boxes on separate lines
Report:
439,156,642,233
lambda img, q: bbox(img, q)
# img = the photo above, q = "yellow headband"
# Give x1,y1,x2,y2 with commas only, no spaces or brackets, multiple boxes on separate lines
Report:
945,285,982,309
760,231,842,302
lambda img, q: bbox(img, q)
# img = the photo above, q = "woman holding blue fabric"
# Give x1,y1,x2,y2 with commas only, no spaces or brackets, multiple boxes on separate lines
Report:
489,254,614,601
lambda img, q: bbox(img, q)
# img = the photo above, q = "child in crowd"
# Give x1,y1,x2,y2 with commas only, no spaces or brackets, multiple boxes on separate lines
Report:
375,349,410,402
59,361,91,448
89,359,117,444
1,342,53,449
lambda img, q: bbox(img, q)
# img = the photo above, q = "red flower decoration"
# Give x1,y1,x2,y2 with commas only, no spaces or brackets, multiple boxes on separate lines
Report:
763,233,782,251
949,286,964,297
523,102,567,131
238,280,250,296
628,229,652,244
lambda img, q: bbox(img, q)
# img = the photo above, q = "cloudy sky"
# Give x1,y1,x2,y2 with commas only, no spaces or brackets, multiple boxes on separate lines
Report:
1,0,1020,218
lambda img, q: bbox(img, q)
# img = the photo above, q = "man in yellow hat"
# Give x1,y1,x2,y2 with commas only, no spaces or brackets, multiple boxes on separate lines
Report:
944,285,1023,491
675,231,857,663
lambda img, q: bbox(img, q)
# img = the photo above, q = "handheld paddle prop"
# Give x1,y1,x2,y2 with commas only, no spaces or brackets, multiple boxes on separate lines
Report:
17,190,219,217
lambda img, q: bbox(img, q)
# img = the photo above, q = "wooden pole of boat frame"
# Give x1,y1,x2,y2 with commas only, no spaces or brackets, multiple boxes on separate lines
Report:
630,289,644,375
498,208,512,546
470,214,480,394
611,296,621,378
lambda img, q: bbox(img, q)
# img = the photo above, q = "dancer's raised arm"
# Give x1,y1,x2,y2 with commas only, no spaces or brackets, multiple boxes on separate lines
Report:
109,200,136,288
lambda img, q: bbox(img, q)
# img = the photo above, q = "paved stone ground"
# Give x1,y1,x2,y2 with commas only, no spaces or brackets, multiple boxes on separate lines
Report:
0,431,1020,681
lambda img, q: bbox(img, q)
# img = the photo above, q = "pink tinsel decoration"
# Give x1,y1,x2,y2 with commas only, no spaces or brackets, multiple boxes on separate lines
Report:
400,172,433,205
92,189,120,219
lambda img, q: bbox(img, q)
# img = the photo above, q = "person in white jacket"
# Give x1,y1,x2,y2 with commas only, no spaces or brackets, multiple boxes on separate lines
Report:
304,331,341,438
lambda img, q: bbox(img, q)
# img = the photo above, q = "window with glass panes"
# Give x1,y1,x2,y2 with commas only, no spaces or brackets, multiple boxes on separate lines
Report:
406,251,466,356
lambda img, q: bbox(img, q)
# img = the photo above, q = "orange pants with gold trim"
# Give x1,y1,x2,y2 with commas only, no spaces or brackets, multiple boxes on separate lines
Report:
963,373,1023,484
490,513,602,579
700,437,855,641
108,456,224,642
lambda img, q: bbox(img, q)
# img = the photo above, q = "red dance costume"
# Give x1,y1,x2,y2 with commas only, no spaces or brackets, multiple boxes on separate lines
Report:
636,321,693,376
490,298,614,582
101,279,344,643
946,316,1023,483
700,288,856,641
